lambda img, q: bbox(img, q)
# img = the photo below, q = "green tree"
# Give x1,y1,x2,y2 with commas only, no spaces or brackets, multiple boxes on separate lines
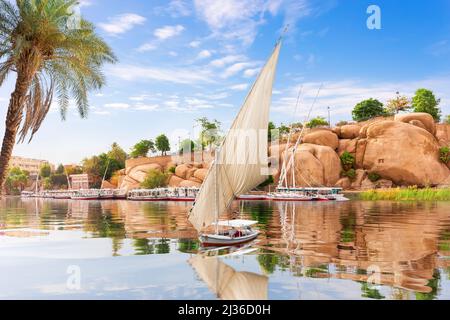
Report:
82,155,102,188
179,139,195,154
141,169,168,189
108,142,127,167
352,99,387,122
268,121,277,142
155,134,170,156
306,117,329,128
130,140,155,158
50,174,68,189
412,89,441,121
39,163,52,178
56,164,65,174
197,117,221,150
0,0,116,192
278,123,290,135
5,167,29,194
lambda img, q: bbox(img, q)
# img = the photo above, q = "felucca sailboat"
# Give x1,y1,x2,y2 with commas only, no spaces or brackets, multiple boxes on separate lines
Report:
188,42,281,246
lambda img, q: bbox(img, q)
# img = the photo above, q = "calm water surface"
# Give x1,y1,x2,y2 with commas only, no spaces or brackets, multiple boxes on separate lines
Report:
1,197,450,300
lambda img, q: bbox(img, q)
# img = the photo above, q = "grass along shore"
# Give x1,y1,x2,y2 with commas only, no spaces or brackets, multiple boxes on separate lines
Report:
359,187,450,201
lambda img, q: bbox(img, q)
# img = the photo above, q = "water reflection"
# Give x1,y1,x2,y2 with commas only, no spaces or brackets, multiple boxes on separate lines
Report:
189,255,268,300
1,197,450,299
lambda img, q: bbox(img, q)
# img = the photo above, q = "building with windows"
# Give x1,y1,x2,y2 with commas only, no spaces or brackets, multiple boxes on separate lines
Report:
9,156,54,176
69,174,91,190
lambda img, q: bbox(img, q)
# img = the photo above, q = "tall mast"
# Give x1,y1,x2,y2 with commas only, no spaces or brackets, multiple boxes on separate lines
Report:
214,149,219,235
278,84,323,188
279,86,303,189
101,159,110,189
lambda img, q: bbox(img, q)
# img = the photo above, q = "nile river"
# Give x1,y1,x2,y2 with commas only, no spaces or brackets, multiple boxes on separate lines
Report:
1,197,450,300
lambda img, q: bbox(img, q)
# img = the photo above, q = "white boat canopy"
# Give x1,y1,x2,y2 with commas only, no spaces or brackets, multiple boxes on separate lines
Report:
212,220,259,228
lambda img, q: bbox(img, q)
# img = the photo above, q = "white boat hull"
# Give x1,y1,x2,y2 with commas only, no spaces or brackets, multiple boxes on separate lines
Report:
200,230,259,246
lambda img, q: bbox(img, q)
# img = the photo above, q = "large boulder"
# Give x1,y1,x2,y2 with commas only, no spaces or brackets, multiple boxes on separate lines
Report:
351,169,367,189
394,113,436,135
302,130,339,150
175,164,192,180
179,180,202,188
168,175,184,187
436,124,450,146
120,176,140,190
361,121,449,186
335,177,351,189
283,143,342,186
128,163,162,183
337,139,357,156
194,168,209,182
339,124,361,139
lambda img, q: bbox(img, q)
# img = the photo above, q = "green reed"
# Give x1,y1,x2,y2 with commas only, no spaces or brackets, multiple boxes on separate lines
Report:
359,187,450,201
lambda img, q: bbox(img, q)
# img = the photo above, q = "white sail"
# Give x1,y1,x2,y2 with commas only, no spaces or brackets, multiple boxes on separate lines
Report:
189,255,268,300
189,43,281,232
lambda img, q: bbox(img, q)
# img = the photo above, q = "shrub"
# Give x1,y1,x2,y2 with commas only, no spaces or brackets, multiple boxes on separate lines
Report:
340,151,355,170
368,172,381,182
257,175,274,189
336,121,349,127
306,117,329,128
168,166,176,174
141,169,168,189
342,169,356,181
352,98,387,122
439,146,450,164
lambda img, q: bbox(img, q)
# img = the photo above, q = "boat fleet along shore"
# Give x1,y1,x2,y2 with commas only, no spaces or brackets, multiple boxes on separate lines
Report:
21,186,348,202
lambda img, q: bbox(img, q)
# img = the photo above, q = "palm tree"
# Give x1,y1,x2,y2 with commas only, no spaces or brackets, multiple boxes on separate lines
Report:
0,0,116,192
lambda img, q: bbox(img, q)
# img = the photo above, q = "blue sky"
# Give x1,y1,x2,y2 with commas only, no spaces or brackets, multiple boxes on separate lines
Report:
1,0,450,165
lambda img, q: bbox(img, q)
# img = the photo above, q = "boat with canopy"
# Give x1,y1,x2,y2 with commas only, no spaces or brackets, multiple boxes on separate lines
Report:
188,41,282,246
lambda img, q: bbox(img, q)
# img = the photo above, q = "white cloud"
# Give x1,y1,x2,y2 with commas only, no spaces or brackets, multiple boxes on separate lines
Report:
194,0,264,45
98,13,146,35
154,25,185,40
189,40,201,48
223,61,260,78
108,64,214,84
134,103,160,111
137,43,157,52
166,0,191,17
272,76,450,121
229,83,249,91
93,111,111,116
193,0,314,46
169,51,179,57
209,55,247,68
104,103,131,109
243,68,260,78
78,0,93,7
197,50,212,59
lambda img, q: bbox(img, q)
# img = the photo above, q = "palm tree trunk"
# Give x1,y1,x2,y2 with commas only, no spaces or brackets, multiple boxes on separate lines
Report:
0,71,34,195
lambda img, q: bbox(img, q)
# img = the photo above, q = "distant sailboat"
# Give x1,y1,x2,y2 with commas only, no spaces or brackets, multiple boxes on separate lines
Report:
189,42,281,246
189,255,268,300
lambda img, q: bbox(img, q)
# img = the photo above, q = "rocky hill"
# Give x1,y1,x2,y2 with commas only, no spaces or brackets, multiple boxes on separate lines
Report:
116,113,450,191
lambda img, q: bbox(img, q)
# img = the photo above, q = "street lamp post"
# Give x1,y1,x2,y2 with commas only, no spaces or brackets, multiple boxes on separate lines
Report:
327,106,331,128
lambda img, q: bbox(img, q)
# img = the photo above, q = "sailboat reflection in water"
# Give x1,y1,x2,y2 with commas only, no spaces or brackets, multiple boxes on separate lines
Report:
188,41,282,246
189,254,268,300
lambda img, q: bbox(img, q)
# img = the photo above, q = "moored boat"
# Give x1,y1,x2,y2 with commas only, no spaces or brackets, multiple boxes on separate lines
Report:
99,189,115,199
113,189,128,199
71,189,100,200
